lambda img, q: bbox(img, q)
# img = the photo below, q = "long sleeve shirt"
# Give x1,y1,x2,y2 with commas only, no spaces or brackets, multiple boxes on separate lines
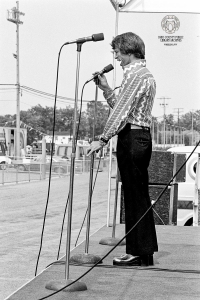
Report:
99,59,156,143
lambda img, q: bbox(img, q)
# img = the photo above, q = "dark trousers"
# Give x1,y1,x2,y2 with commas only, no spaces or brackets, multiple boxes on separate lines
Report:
117,124,158,256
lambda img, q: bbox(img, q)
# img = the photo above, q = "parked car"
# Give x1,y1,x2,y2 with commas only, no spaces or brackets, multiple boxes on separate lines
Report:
0,156,12,170
15,156,69,174
0,141,12,170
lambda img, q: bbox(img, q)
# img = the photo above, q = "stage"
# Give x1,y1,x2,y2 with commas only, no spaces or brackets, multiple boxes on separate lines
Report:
5,224,200,300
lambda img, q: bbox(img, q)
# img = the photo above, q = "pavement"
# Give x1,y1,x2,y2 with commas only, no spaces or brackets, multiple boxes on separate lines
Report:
0,168,116,300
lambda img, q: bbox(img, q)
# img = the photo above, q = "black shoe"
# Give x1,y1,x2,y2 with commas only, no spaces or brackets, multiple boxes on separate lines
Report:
113,254,154,266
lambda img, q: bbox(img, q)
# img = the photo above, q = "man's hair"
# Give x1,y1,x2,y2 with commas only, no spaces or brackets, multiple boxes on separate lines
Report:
111,32,145,59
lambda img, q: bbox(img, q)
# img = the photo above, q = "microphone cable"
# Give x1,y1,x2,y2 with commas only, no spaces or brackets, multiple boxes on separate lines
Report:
36,139,200,300
34,43,66,277
35,44,85,276
74,156,102,247
73,78,107,248
56,78,105,257
56,81,87,261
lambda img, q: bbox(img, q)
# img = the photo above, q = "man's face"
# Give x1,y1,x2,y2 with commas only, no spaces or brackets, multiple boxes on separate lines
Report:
114,48,130,67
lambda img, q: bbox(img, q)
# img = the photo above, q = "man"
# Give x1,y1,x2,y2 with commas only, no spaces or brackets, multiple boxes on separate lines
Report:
87,32,158,266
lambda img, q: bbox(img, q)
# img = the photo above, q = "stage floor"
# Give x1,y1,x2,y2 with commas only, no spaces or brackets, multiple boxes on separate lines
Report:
5,225,200,300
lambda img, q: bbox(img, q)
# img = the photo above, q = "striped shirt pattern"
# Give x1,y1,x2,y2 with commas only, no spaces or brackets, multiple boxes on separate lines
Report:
100,59,156,142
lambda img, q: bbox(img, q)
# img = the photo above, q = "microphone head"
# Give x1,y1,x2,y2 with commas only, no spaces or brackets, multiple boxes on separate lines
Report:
92,33,104,42
104,64,114,73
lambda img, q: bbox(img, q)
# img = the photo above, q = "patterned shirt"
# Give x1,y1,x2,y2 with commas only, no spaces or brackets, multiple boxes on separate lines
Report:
99,59,156,144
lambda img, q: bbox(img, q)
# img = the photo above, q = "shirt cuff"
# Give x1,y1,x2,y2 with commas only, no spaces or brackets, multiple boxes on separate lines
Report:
103,89,113,100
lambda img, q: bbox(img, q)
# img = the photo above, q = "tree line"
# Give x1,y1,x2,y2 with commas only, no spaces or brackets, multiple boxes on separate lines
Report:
0,103,199,145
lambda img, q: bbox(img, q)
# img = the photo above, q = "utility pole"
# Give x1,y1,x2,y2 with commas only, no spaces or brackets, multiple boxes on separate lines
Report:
191,110,200,146
174,108,184,145
158,97,170,148
7,1,25,159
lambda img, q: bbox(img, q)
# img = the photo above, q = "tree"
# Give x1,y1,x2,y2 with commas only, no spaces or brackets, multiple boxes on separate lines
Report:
165,114,175,126
1,105,199,147
179,110,200,132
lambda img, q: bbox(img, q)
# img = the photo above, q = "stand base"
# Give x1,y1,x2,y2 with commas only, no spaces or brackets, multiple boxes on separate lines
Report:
45,279,87,292
70,253,103,264
99,237,126,246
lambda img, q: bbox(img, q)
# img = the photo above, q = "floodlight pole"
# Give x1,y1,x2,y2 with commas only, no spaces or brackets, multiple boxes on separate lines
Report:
7,1,25,159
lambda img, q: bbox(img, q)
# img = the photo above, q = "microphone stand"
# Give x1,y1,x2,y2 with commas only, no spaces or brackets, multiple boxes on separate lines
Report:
46,42,87,292
70,80,102,264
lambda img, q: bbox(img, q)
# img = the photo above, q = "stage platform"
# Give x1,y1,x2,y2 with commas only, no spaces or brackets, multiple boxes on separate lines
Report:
5,225,200,300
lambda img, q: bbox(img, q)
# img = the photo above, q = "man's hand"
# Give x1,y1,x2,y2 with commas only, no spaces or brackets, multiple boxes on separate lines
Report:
93,73,111,92
87,141,103,156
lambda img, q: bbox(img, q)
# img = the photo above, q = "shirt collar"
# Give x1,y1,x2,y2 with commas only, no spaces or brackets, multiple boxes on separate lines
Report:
123,59,146,75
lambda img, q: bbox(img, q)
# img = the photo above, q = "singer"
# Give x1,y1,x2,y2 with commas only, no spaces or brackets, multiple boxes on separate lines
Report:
87,32,158,266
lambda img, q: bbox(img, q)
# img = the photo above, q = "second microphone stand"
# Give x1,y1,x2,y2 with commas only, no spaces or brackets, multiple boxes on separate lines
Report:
70,80,102,265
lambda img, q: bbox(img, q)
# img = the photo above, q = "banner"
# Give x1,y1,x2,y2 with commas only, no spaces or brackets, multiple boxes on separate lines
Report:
120,0,200,14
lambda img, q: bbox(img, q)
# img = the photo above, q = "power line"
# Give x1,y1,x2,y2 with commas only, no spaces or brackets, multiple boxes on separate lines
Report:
0,84,16,86
21,86,107,103
0,84,108,104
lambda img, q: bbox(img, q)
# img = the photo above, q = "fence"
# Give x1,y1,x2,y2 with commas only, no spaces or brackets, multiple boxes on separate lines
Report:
151,121,193,149
0,158,112,185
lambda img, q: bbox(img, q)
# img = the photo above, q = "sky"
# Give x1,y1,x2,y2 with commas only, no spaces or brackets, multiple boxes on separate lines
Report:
0,0,200,121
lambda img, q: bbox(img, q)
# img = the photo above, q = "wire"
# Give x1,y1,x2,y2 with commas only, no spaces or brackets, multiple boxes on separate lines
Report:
0,84,16,85
56,79,105,257
74,157,102,247
35,43,90,275
34,42,66,277
56,193,69,261
56,81,86,260
56,80,102,259
74,80,104,246
21,85,107,104
21,85,75,101
56,157,102,260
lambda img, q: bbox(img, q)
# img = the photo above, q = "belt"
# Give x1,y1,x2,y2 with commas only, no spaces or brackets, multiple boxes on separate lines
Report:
130,124,150,131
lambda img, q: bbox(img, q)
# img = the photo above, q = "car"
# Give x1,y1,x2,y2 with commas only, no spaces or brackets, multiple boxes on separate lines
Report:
0,156,12,170
14,156,69,174
0,141,12,170
55,156,83,173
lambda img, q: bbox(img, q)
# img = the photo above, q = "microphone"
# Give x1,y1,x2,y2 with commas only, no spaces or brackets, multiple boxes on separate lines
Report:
65,33,104,45
86,64,114,83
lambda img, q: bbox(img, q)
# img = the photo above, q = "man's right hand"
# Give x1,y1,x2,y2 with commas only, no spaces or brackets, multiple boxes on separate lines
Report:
93,73,111,92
